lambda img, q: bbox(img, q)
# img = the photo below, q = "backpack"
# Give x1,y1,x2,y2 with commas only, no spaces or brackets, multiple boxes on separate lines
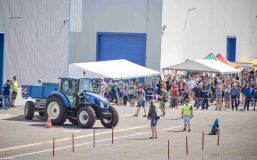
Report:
209,118,220,135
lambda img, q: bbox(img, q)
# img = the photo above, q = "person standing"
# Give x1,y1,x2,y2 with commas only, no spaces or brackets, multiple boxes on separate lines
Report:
201,81,210,110
143,81,151,107
193,83,202,109
10,76,18,107
179,83,185,105
98,78,107,97
224,87,231,110
134,86,147,117
2,80,11,109
147,101,159,139
111,82,119,104
170,81,178,109
145,84,154,107
152,78,158,100
157,80,164,101
127,82,137,107
215,84,223,110
123,83,128,106
187,77,196,93
181,99,193,132
230,84,239,111
243,83,253,111
118,79,125,105
159,87,167,117
253,83,257,111
165,77,172,93
107,79,114,100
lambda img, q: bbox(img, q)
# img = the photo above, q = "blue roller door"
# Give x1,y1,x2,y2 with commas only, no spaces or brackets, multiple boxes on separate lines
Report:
97,32,146,66
227,36,236,62
0,33,4,88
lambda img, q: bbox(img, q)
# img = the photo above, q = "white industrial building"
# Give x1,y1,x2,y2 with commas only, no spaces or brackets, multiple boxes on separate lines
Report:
0,0,256,86
161,0,257,68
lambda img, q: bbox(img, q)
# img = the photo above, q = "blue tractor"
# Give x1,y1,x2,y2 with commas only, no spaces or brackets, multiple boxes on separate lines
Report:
21,77,119,128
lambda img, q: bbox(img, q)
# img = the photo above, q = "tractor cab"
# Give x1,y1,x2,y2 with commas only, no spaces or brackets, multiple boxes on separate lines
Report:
59,77,93,107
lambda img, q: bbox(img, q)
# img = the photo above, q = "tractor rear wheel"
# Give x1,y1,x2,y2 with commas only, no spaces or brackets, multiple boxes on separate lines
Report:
76,106,96,128
24,101,35,120
101,106,119,128
45,96,67,125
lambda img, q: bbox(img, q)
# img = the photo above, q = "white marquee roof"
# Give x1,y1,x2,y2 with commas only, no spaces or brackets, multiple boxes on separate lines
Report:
69,59,159,79
166,59,240,74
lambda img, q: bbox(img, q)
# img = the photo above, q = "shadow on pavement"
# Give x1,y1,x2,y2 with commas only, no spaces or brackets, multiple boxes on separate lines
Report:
2,115,45,122
2,115,110,130
164,117,181,120
167,130,184,132
126,138,150,141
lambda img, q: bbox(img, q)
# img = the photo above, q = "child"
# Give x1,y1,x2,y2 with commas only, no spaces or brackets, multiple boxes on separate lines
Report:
181,99,193,132
147,101,159,139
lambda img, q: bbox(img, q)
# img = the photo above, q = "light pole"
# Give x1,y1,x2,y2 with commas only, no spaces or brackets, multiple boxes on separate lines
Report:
7,16,22,31
183,8,197,31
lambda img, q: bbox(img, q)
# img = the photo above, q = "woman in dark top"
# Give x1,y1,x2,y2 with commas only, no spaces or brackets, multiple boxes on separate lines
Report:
147,101,159,139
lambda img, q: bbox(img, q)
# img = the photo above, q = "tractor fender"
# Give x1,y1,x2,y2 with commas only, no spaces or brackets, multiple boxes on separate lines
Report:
48,91,71,108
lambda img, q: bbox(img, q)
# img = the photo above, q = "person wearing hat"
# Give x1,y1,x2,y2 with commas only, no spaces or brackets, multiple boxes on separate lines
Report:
10,76,18,107
181,99,193,132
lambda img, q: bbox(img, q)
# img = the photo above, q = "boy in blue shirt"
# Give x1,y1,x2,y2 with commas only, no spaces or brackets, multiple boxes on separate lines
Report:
243,83,253,111
2,80,11,109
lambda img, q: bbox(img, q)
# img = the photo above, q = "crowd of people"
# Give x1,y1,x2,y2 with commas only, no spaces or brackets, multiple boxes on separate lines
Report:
156,68,257,113
95,67,256,116
1,76,18,110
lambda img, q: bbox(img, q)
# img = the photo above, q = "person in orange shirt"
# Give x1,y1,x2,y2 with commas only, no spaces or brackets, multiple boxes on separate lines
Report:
170,81,178,109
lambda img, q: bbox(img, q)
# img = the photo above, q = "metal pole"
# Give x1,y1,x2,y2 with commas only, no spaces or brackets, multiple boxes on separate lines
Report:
168,140,170,160
72,134,74,152
93,129,96,148
52,138,55,157
112,127,114,144
202,132,204,160
186,136,188,155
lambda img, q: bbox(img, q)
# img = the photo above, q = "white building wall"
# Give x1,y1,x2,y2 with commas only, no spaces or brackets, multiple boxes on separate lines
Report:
161,0,257,68
0,0,69,84
69,0,162,71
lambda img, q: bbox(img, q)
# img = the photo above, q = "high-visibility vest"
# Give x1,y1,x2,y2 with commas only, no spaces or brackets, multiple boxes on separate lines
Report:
11,80,18,92
183,104,192,116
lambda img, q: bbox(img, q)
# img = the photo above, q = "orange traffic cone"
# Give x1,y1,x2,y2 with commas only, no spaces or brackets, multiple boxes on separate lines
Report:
45,114,52,128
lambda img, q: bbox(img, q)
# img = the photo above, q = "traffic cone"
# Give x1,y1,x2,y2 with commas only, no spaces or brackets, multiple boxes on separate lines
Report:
45,114,52,128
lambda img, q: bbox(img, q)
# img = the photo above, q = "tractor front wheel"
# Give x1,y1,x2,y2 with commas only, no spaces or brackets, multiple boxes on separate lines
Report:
76,106,96,128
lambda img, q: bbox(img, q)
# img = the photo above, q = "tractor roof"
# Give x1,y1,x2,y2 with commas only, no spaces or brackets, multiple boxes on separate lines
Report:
58,76,94,80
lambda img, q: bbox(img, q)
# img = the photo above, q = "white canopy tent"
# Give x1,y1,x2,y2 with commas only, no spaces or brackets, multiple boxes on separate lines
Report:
69,59,159,79
165,59,240,74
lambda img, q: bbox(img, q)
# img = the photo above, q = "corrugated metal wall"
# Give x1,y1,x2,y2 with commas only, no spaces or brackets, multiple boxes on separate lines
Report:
0,0,69,84
69,0,162,71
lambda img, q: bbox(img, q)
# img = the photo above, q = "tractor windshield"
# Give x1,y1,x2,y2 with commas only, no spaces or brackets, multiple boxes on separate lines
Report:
79,79,93,93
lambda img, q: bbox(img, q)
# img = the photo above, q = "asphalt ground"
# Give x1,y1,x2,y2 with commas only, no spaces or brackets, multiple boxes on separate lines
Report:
0,102,257,160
